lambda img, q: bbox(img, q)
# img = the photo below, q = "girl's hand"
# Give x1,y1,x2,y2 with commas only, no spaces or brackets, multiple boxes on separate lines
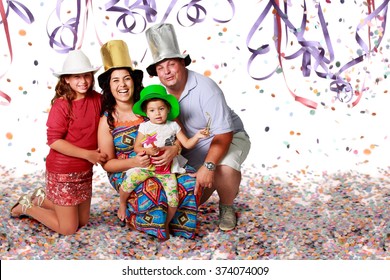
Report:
87,149,108,166
197,129,210,138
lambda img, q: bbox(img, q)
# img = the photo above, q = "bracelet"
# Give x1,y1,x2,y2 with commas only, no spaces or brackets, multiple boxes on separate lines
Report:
174,143,182,155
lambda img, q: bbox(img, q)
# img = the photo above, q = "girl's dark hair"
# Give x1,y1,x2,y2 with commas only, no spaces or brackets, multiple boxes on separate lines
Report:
52,73,95,120
141,98,171,114
100,67,144,130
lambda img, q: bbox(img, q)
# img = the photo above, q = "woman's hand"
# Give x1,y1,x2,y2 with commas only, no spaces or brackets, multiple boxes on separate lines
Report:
151,145,177,167
134,150,150,168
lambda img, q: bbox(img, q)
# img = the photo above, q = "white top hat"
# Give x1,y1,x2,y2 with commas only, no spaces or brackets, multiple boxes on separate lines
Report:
53,50,100,77
145,23,191,76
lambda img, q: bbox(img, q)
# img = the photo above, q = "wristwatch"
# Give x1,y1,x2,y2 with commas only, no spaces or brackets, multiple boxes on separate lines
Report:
203,162,216,171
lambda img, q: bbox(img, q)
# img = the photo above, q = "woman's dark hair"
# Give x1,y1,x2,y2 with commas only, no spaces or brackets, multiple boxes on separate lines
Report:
100,67,144,130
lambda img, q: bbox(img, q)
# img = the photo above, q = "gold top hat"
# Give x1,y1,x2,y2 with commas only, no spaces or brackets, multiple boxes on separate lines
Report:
98,40,143,88
145,23,191,77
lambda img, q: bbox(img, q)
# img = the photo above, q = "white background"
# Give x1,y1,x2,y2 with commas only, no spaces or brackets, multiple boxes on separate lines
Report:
0,0,389,177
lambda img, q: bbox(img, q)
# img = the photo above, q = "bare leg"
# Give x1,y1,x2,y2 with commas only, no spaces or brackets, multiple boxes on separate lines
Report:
214,165,241,205
32,196,54,210
199,165,241,205
77,198,91,227
11,200,81,235
200,186,216,205
166,206,177,224
162,205,178,241
118,188,129,222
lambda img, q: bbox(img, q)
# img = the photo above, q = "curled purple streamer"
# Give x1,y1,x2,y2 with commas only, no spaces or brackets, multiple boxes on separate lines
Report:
246,0,389,107
105,0,235,32
47,0,82,53
0,0,34,24
177,0,235,26
355,0,389,54
105,0,158,33
177,1,207,26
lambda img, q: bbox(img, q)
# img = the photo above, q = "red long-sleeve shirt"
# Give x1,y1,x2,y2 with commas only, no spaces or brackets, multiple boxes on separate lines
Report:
45,90,102,173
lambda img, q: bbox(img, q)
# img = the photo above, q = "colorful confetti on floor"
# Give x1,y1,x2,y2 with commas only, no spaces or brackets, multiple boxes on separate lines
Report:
1,165,389,260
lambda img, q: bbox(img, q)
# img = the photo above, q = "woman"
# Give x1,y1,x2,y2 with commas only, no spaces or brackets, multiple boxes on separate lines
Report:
97,40,198,240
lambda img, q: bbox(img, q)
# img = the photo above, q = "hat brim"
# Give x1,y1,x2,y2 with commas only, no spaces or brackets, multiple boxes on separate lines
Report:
53,66,101,78
146,54,191,77
133,91,180,120
97,68,144,89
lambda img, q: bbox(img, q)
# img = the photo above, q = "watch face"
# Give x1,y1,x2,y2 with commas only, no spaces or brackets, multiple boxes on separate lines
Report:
205,162,216,170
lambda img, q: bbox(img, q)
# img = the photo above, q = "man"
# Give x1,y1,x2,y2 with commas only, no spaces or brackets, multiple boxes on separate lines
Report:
145,23,251,231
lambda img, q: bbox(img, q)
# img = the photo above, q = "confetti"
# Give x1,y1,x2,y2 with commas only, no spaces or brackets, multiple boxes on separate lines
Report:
0,166,388,260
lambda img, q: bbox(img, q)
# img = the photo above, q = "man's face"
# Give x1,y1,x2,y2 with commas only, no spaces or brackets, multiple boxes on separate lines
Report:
155,58,185,89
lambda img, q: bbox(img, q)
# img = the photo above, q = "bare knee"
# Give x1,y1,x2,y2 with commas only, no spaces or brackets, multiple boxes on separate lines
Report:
215,165,241,188
78,214,90,228
59,224,79,235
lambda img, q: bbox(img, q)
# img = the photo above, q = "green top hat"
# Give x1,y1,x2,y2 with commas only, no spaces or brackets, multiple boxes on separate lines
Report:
133,85,180,120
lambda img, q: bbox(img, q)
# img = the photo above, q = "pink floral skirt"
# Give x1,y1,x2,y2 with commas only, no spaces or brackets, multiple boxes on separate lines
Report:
46,170,93,206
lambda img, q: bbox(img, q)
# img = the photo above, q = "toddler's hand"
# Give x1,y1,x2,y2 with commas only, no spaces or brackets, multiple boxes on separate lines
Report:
198,129,210,138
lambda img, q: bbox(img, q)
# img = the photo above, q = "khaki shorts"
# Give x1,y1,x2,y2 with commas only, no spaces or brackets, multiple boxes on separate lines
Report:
219,131,251,172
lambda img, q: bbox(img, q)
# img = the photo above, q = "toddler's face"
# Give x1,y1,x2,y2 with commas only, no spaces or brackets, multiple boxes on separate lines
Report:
145,99,169,124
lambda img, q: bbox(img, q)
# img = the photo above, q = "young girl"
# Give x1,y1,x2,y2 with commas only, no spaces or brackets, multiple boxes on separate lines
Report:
118,84,208,235
10,50,107,235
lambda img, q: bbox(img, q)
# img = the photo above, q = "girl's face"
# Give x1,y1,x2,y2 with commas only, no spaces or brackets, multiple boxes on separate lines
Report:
109,69,134,103
65,73,93,98
145,99,169,124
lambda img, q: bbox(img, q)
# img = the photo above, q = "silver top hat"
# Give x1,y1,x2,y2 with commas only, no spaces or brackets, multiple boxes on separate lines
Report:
145,23,191,76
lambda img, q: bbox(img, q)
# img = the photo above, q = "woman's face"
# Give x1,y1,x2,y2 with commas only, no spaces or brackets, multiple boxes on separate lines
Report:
109,69,134,103
65,72,93,98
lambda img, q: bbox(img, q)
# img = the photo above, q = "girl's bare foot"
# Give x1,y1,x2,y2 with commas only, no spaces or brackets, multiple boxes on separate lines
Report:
117,203,126,222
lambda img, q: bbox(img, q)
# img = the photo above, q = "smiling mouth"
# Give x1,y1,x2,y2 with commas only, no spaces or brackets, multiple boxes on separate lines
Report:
117,89,128,95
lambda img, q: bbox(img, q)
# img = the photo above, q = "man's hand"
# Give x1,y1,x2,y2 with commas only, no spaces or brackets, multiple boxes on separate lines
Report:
193,165,215,196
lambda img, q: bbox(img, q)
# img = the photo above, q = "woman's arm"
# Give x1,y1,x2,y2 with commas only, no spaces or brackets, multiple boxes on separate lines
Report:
97,115,149,172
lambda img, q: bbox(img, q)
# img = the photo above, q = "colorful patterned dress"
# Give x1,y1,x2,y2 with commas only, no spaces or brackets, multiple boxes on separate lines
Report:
105,114,198,239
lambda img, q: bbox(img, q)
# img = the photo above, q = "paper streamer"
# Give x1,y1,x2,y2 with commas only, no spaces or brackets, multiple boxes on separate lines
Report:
246,0,389,108
0,0,35,106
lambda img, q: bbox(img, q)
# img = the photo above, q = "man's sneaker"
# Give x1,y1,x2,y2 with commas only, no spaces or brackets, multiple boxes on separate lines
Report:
219,204,236,231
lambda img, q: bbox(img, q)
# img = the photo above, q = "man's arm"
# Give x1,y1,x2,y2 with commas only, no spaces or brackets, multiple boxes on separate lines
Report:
194,132,233,195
